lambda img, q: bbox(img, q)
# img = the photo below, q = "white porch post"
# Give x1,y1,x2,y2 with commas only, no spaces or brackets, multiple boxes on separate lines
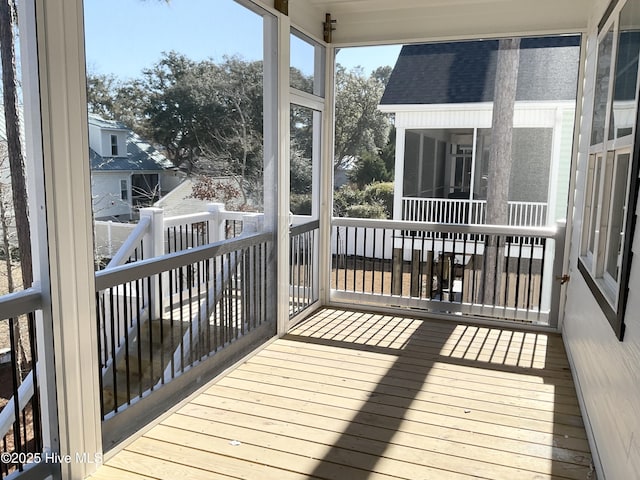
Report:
140,207,164,320
393,127,406,220
469,128,478,201
33,0,102,478
263,10,289,335
547,107,565,226
207,202,226,242
319,46,336,306
276,13,291,335
140,207,165,258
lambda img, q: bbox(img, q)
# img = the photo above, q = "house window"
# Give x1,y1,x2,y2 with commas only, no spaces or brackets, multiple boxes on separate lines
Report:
579,0,640,339
110,134,118,156
120,179,128,201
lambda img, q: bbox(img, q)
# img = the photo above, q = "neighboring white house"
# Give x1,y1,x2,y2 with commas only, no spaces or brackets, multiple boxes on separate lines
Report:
378,36,581,227
89,114,183,221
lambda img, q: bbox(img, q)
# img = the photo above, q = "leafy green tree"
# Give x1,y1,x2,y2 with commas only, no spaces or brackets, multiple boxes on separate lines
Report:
87,72,118,119
349,151,391,188
89,52,267,203
87,72,148,132
142,53,264,181
333,65,392,174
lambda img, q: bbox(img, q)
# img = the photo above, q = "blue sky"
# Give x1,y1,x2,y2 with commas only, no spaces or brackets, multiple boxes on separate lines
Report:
83,0,401,79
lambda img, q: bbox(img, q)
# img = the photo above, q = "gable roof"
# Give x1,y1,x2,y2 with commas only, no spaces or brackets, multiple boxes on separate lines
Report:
89,115,174,172
380,36,581,106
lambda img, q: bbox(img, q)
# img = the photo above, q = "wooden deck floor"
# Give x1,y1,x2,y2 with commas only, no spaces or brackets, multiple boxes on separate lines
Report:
90,308,593,480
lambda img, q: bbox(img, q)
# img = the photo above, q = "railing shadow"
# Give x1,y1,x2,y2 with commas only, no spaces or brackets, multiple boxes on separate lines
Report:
283,308,591,479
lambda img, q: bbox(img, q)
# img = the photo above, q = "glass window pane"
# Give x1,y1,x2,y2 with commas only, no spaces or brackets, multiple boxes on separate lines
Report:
591,27,614,145
606,153,630,279
595,151,616,276
609,2,640,140
290,30,325,97
290,105,320,216
290,33,315,94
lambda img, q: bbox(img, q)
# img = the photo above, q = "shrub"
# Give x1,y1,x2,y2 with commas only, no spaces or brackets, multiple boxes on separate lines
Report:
290,193,312,215
364,182,394,218
333,184,365,217
345,203,386,219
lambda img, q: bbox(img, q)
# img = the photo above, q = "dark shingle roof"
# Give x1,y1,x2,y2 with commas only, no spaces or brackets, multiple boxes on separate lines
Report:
380,36,581,105
89,115,174,172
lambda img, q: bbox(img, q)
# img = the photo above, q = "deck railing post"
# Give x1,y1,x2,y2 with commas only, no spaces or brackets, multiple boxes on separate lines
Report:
140,207,164,320
546,220,567,328
207,202,226,242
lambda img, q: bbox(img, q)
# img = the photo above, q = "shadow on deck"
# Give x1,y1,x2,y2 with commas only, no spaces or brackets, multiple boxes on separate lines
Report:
91,308,593,480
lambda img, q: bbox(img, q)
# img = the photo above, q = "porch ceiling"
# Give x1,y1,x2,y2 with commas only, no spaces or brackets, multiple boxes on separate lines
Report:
289,0,600,45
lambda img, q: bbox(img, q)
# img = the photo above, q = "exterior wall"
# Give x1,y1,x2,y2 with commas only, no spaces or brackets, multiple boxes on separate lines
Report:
509,127,553,202
387,102,571,130
160,170,183,194
91,172,131,220
563,29,640,479
87,122,101,153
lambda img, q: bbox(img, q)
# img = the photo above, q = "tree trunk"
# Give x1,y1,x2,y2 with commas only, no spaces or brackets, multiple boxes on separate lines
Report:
0,183,15,293
1,179,14,292
482,38,520,304
1,0,31,373
0,0,32,290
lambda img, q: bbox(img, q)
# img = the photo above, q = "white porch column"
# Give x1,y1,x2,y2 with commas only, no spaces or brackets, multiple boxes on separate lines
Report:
36,0,102,479
33,0,102,478
276,12,291,336
319,46,336,307
393,127,406,221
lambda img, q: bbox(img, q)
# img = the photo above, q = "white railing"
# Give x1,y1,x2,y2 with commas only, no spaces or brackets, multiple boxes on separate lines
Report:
401,197,548,227
104,216,151,268
331,217,566,326
95,203,248,270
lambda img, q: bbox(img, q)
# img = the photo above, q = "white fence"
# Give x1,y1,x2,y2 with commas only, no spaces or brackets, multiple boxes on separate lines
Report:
401,197,548,227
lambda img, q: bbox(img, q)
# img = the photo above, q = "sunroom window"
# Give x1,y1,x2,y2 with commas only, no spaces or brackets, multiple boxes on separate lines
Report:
579,0,640,339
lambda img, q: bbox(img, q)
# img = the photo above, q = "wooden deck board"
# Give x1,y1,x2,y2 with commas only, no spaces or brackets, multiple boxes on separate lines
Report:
91,308,593,480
